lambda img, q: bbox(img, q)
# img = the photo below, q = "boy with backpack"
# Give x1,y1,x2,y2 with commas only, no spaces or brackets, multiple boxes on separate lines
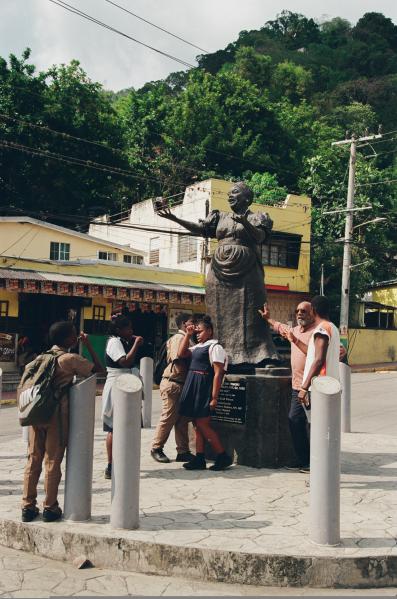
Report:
20,321,104,523
150,313,194,464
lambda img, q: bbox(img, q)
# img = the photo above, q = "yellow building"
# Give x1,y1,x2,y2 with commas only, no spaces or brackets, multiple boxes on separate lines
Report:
349,279,397,365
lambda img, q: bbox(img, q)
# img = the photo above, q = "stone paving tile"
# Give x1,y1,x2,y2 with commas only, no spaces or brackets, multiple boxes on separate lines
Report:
1,426,397,562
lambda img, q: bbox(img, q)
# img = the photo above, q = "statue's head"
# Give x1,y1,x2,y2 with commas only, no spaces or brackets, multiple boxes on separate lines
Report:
228,182,253,214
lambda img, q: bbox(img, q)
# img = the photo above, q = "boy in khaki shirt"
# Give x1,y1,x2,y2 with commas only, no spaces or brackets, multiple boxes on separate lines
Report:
22,321,104,523
151,313,194,464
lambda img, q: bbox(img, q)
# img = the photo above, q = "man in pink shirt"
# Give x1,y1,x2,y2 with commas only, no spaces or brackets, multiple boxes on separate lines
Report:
259,301,315,471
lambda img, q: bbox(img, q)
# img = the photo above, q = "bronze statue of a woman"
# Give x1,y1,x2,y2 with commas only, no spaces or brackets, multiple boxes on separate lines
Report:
159,182,279,369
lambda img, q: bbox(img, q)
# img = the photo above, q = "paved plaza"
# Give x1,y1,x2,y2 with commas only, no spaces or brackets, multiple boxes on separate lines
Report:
0,373,396,590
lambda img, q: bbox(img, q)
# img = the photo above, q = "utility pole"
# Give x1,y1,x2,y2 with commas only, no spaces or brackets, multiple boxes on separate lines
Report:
320,264,324,295
331,130,382,343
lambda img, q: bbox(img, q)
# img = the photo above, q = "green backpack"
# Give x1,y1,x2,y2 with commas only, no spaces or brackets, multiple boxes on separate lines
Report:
17,349,67,426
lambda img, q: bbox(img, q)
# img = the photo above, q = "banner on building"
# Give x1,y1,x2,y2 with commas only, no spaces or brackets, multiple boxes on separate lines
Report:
73,284,86,296
193,294,204,305
143,290,154,301
169,292,180,304
116,287,128,299
23,280,38,293
41,281,56,294
57,282,71,295
181,293,192,305
6,279,19,292
130,289,142,301
103,286,115,298
156,291,168,303
90,285,101,296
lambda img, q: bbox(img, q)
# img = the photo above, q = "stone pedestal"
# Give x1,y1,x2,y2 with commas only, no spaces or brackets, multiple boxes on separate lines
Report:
210,368,296,468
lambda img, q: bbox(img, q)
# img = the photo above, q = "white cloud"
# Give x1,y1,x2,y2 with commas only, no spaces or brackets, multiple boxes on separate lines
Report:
1,0,396,91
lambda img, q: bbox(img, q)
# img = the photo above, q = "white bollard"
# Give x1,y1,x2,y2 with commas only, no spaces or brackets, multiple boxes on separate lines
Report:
141,357,153,429
22,425,30,444
111,373,142,530
339,362,351,433
309,375,342,546
64,374,97,522
0,367,2,405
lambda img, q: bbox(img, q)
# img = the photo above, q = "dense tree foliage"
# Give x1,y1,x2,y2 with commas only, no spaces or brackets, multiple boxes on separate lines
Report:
1,11,397,312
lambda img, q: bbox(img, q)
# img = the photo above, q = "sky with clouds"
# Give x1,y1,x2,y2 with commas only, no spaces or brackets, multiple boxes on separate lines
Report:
1,0,396,91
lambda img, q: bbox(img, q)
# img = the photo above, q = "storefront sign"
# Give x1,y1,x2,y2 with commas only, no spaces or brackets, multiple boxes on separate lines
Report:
57,282,71,295
23,280,38,293
143,290,154,301
0,332,16,363
41,281,56,294
169,292,180,304
130,289,142,301
193,294,204,305
6,279,19,291
212,379,247,425
116,287,128,299
156,291,168,303
73,284,86,296
181,293,192,304
90,285,101,296
103,286,115,298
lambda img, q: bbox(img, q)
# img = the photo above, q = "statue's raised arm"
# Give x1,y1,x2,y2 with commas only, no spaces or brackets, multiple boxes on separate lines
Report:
157,206,205,237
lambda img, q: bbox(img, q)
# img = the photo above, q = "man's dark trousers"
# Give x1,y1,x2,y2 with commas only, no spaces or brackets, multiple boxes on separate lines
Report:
288,389,310,467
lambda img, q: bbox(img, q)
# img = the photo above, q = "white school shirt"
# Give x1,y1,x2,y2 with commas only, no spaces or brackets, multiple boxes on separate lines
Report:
190,339,228,369
106,337,127,364
302,320,340,386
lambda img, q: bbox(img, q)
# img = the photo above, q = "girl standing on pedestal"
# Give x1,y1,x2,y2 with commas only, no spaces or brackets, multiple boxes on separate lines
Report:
178,315,232,471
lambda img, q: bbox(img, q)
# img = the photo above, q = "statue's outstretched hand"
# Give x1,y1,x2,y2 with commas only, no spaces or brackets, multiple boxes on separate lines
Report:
158,207,175,220
233,210,249,225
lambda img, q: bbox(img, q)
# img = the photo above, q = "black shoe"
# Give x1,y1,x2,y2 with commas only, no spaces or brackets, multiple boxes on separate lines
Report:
151,448,171,464
42,506,62,523
175,451,195,463
22,506,39,523
183,455,206,470
209,452,233,471
104,463,112,479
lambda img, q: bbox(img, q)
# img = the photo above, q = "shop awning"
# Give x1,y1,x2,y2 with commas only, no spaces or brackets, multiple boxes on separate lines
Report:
0,267,205,305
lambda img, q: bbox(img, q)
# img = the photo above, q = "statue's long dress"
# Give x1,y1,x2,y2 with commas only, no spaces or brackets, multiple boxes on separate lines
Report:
200,210,279,366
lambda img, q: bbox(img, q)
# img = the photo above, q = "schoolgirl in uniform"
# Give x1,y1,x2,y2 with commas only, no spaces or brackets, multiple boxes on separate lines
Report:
102,315,143,479
177,315,233,471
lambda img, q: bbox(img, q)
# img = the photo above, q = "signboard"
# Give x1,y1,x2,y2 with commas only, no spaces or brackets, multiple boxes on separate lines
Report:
130,289,142,301
6,279,19,291
103,286,115,298
169,292,180,304
57,282,70,295
73,284,86,296
41,281,56,294
181,293,192,305
143,290,154,301
116,287,128,299
212,379,247,425
193,294,204,305
0,332,16,363
90,285,101,297
23,280,38,293
156,291,168,303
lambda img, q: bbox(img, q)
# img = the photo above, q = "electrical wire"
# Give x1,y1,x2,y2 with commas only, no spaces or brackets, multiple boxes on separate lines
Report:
103,0,209,54
48,0,196,69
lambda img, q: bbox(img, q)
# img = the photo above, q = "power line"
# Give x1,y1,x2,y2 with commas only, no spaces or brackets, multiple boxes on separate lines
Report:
103,0,209,54
48,0,196,69
356,178,397,188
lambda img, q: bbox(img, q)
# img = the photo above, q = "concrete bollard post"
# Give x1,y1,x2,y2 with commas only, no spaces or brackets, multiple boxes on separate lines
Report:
141,357,153,429
22,425,29,445
64,374,97,522
0,367,2,406
339,362,351,433
111,373,142,530
309,375,342,546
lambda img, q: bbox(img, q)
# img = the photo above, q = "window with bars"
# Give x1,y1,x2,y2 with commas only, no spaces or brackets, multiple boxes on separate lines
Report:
177,235,197,263
261,233,301,269
50,242,70,261
149,237,160,266
98,251,118,261
123,254,144,265
0,301,9,317
93,305,106,321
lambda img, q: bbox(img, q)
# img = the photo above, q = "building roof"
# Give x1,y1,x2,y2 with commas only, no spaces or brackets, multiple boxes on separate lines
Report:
0,268,205,295
0,216,143,256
